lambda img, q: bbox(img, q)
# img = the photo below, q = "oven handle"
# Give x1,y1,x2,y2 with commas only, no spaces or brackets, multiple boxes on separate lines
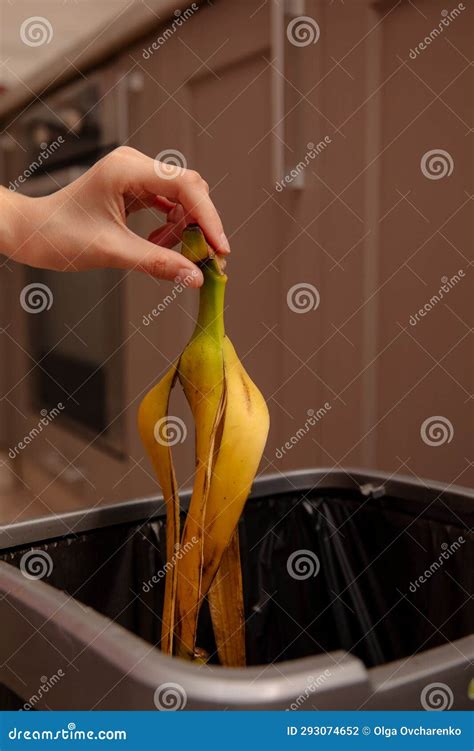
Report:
18,165,88,197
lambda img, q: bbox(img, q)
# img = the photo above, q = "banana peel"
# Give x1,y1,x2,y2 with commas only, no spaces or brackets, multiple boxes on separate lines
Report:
138,224,269,665
208,528,246,667
137,361,180,655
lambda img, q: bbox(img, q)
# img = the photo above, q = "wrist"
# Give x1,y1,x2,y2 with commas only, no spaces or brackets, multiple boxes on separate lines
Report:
0,187,35,260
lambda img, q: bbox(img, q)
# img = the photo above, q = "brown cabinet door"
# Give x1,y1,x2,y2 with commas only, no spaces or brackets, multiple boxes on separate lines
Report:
127,1,284,491
369,0,473,486
127,0,370,491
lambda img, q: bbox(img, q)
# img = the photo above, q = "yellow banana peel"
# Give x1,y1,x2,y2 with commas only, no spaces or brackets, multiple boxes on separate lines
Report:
138,224,269,665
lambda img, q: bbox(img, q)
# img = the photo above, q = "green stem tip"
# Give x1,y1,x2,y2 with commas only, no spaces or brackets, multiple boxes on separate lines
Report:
181,225,227,342
181,224,227,278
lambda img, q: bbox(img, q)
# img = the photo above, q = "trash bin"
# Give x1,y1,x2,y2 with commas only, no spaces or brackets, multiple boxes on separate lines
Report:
0,469,472,710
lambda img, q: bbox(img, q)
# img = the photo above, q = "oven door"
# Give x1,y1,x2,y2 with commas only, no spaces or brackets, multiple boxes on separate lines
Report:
19,166,125,457
10,164,127,514
1,64,142,510
24,267,125,456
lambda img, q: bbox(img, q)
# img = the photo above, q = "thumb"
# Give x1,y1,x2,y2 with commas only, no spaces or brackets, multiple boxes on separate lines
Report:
106,230,203,287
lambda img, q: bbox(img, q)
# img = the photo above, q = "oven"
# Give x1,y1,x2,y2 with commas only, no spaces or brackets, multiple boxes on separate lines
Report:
1,63,140,508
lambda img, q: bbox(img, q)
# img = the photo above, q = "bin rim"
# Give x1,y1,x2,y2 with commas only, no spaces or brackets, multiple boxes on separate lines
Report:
0,466,472,551
0,559,370,709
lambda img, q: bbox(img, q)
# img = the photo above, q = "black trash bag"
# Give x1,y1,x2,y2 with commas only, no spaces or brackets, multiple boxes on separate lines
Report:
1,482,472,709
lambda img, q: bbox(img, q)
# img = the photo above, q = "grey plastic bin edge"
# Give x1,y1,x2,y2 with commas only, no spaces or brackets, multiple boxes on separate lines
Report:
0,468,472,711
1,467,472,551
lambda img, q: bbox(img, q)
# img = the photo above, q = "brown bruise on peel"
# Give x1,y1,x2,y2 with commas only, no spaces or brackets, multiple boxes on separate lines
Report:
211,384,227,468
201,555,218,581
240,373,252,412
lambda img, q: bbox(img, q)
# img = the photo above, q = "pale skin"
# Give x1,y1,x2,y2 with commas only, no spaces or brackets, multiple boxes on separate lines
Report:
0,146,230,287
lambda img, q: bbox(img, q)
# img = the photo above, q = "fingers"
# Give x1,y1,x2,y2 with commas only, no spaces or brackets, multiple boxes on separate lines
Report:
109,148,230,255
159,165,230,253
148,223,182,249
175,179,231,256
104,229,203,287
148,203,187,249
153,195,177,213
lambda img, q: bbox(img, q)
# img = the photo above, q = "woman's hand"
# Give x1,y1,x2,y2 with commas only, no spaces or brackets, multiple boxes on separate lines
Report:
1,146,230,288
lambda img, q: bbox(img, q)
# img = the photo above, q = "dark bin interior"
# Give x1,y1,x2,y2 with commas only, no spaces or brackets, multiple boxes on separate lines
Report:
1,482,473,708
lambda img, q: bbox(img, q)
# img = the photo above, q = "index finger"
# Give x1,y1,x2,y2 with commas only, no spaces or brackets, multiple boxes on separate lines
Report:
139,156,231,255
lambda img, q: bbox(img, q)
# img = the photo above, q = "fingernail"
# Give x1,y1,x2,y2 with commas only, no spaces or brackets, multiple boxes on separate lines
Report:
175,267,203,288
219,232,231,254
